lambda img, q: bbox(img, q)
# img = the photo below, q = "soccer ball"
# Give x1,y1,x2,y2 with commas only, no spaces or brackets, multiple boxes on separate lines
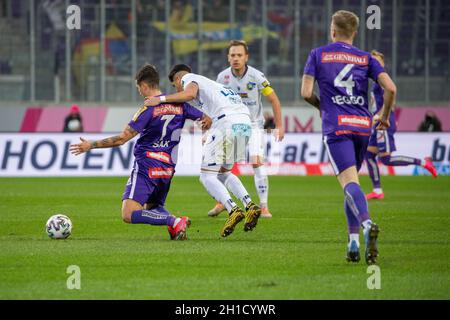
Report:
45,214,72,239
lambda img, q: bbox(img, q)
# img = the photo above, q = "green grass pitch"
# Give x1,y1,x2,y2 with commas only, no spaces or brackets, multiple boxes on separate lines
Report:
0,175,449,299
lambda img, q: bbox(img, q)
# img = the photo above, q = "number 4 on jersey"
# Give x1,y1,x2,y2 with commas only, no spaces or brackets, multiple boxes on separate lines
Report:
334,64,355,96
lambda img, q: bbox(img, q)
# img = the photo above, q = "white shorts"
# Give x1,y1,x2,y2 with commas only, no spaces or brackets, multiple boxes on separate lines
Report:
248,122,266,159
202,113,251,169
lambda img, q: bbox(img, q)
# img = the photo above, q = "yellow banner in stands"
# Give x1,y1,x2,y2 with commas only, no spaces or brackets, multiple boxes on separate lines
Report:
152,22,279,55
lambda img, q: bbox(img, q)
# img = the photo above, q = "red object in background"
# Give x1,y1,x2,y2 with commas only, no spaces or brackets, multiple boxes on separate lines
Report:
20,108,43,132
231,163,240,175
70,104,80,113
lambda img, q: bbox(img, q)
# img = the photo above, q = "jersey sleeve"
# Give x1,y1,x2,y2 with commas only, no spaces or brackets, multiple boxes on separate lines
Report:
181,73,199,90
303,49,317,78
216,72,224,84
183,103,204,121
368,55,385,82
256,72,274,97
128,105,151,133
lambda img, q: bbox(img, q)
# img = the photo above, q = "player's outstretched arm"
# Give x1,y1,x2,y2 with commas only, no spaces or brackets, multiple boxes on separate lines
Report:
144,83,199,106
301,75,320,111
265,91,284,141
376,72,397,130
69,126,138,156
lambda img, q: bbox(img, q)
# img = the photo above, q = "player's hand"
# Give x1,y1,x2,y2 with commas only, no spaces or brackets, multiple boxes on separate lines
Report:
375,117,390,130
372,114,381,126
69,137,92,156
144,96,161,106
200,115,212,131
273,126,285,142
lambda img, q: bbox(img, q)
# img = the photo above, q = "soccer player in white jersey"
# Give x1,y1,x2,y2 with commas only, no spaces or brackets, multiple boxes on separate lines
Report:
144,64,262,237
208,40,284,219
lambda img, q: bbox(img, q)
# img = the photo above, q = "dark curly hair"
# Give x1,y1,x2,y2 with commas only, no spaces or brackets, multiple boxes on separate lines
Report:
168,64,192,82
135,64,159,88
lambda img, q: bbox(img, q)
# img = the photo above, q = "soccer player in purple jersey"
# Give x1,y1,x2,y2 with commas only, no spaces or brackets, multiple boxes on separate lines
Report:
365,50,438,200
301,10,397,264
70,64,212,240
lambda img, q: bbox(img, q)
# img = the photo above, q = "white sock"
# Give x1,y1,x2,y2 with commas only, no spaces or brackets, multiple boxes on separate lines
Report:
373,188,383,194
217,172,252,207
348,233,360,247
200,172,237,213
253,166,269,206
361,219,373,230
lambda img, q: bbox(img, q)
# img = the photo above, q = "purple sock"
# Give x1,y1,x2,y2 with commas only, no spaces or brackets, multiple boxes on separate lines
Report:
344,182,370,223
131,205,176,226
366,151,381,189
344,199,360,234
380,155,421,166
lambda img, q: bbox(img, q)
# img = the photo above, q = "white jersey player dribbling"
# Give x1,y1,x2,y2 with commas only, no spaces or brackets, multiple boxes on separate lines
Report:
209,40,284,219
145,64,263,238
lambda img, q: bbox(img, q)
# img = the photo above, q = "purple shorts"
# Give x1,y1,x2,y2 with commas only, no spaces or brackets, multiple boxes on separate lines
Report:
368,129,397,153
122,159,174,206
323,132,370,175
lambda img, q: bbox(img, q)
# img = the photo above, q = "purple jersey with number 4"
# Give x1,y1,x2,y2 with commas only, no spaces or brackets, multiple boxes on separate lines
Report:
304,41,385,135
128,101,203,164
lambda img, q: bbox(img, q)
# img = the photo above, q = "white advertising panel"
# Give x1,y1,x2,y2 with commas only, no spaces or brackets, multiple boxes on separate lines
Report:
1,133,449,176
0,133,202,177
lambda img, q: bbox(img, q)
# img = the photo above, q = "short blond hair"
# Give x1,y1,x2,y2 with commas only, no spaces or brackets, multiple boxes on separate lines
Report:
371,50,385,63
332,10,359,39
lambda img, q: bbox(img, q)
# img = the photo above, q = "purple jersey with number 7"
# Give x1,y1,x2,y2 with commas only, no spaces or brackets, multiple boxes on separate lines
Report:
122,100,203,206
128,100,203,164
304,41,385,135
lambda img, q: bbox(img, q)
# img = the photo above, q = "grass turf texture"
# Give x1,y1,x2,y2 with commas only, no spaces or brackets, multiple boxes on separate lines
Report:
0,176,449,299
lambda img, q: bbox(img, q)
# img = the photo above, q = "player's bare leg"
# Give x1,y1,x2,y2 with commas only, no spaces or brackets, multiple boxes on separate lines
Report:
121,199,143,223
338,166,379,265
